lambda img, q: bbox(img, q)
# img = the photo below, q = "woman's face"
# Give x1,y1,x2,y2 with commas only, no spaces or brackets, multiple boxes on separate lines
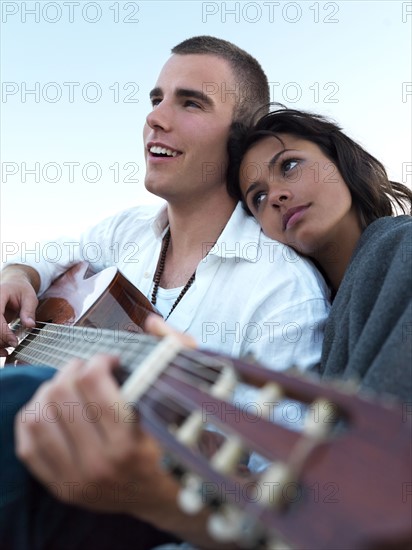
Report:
239,134,360,256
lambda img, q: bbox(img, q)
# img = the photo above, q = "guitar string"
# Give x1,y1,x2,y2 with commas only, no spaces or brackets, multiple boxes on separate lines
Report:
12,324,196,375
12,346,223,425
10,329,340,535
10,323,315,502
14,336,223,391
11,350,222,393
13,326,310,459
11,319,236,378
11,331,153,367
13,342,222,421
14,333,305,541
12,322,157,352
11,322,223,386
12,319,225,378
10,324,241,455
10,323,232,404
11,330,156,373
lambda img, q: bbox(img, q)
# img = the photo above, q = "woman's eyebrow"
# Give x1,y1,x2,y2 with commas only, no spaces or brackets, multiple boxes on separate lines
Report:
267,148,294,167
244,182,260,200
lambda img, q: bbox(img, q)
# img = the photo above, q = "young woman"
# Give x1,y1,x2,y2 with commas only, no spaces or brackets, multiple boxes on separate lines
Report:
227,105,412,402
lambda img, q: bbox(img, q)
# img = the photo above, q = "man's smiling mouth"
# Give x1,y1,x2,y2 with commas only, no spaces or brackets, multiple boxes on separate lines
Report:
149,145,179,157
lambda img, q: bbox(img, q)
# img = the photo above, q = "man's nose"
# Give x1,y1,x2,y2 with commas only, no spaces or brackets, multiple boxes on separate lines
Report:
145,100,173,132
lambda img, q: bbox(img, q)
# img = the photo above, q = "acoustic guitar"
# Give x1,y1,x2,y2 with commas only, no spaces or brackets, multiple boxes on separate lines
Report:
5,263,412,549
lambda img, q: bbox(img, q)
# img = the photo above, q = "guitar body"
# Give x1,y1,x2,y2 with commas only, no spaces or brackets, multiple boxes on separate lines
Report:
6,262,158,366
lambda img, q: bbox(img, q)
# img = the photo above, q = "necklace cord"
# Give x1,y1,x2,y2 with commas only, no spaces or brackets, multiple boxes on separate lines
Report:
151,229,197,321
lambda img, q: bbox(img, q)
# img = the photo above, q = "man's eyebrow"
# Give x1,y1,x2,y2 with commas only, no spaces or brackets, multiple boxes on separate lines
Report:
175,88,214,107
149,87,162,99
149,86,214,107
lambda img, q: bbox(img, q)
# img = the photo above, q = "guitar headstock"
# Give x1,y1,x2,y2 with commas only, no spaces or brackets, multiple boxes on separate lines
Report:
121,338,412,549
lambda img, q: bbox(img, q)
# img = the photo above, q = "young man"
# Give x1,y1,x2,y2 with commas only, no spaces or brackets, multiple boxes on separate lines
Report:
0,36,330,548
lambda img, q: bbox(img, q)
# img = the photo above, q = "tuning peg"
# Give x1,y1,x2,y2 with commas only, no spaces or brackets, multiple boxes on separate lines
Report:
175,410,203,446
207,504,246,542
266,537,292,550
304,398,338,439
210,435,243,474
208,505,269,548
257,382,283,417
210,365,238,399
257,462,295,509
177,474,205,515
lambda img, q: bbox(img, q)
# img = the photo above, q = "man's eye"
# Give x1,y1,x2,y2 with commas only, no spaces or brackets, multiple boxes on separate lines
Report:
252,192,267,209
184,100,201,109
151,98,162,107
282,159,298,174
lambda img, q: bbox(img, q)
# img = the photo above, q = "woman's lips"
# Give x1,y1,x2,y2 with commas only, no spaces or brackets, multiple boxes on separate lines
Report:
283,205,310,230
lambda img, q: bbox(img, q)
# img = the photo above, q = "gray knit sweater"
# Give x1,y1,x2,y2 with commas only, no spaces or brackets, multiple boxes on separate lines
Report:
317,215,412,403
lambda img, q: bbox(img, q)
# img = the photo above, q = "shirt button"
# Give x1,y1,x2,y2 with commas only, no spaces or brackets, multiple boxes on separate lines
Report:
144,271,150,278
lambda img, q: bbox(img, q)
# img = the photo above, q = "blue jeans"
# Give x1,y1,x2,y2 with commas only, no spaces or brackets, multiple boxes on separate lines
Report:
0,366,179,550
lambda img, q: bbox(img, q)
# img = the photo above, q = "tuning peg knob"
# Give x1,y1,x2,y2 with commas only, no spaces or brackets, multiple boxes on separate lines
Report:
177,474,204,515
207,505,245,542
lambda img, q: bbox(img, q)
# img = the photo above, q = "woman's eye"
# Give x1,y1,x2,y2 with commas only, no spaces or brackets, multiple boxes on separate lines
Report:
282,159,298,174
252,192,267,209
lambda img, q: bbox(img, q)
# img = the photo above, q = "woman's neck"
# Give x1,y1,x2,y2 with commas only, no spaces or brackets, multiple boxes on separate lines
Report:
312,212,363,294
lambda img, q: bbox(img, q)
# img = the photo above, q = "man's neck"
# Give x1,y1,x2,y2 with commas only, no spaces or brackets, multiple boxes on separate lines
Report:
160,194,237,289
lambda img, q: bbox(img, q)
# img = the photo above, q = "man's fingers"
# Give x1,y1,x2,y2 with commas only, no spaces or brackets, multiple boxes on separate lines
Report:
0,319,18,348
145,314,197,348
19,293,38,328
0,281,38,349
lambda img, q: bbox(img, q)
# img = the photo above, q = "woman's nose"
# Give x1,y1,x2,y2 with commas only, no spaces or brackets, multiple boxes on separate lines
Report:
268,186,293,207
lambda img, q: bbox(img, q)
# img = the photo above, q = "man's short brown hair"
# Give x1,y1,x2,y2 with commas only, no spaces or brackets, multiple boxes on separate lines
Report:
172,35,269,125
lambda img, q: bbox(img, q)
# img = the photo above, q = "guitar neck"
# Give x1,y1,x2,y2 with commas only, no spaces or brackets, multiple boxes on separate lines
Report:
8,322,412,549
5,263,411,548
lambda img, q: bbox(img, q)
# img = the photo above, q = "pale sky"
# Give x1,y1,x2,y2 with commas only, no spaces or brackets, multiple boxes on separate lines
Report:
1,0,411,263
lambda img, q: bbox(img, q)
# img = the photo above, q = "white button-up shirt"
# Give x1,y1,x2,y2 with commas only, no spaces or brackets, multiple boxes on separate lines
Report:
6,202,330,372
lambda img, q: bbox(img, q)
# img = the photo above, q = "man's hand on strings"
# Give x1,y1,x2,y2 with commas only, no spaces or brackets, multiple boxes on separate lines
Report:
0,266,39,355
144,313,197,348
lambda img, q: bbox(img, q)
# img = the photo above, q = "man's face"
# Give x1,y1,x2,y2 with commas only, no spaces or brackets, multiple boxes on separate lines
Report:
143,54,237,203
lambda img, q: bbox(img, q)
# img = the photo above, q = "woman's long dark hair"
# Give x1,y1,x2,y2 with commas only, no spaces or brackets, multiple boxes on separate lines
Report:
227,104,412,227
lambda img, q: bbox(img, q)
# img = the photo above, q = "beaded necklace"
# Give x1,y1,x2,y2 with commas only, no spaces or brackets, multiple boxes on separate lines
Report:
151,229,196,321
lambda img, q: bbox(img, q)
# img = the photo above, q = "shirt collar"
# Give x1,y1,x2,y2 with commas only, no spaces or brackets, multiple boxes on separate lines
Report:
150,202,169,239
208,202,263,262
150,201,263,262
